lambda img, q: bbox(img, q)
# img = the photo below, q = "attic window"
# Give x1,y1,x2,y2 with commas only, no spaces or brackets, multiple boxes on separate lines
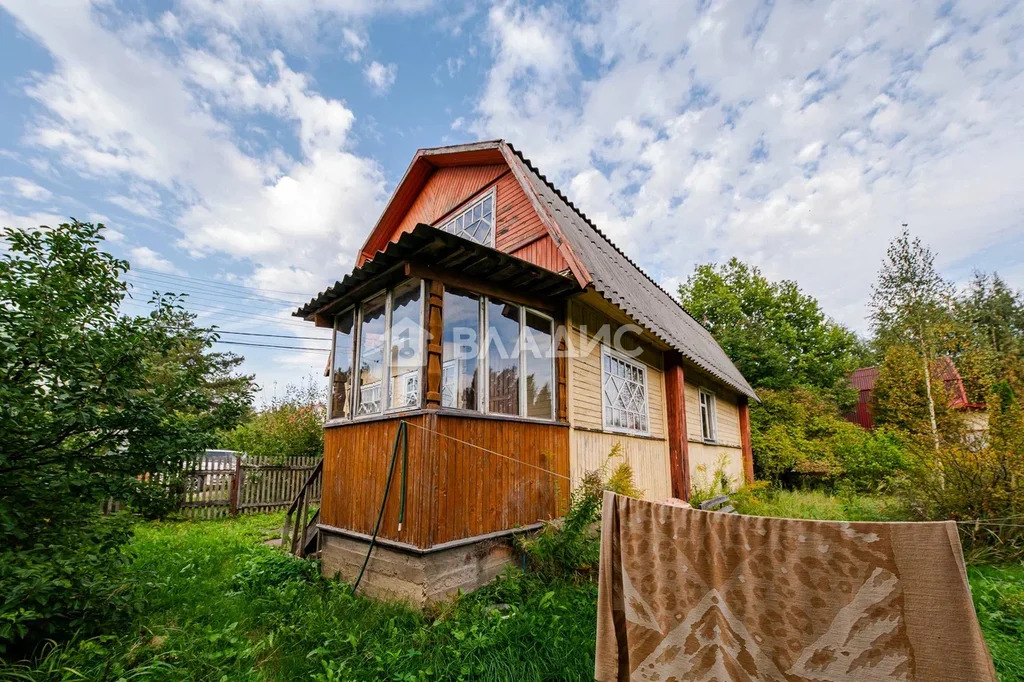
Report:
438,190,495,246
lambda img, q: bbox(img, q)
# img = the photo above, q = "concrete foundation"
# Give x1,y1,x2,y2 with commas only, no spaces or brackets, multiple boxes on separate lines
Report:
319,528,519,607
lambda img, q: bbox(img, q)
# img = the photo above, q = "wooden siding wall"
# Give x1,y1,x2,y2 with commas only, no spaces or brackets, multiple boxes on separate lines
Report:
569,430,672,500
684,374,744,490
382,164,569,274
322,413,569,549
566,299,671,501
393,164,507,239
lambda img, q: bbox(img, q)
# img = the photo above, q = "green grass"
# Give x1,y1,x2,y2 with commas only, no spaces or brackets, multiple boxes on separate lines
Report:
4,494,1022,681
2,514,595,681
731,487,913,521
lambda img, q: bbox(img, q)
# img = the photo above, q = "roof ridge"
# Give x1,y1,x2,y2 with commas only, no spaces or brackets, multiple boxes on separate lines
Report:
505,143,719,340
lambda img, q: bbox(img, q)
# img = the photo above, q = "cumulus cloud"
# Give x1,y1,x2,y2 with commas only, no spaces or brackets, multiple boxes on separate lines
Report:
1,176,52,201
3,0,388,295
363,60,397,94
129,245,180,273
471,0,1024,331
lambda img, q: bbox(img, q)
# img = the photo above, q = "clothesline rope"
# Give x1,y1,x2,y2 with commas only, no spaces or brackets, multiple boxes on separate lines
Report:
350,425,1021,529
399,419,572,482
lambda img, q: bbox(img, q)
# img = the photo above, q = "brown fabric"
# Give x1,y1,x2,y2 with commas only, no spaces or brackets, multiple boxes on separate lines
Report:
595,492,996,681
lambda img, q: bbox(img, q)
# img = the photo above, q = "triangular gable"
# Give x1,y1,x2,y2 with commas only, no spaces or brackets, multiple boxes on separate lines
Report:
356,141,588,285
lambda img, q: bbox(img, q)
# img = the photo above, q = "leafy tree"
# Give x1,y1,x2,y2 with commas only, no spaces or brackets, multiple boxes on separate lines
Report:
678,258,858,393
220,380,325,462
0,220,254,653
956,272,1024,400
869,230,959,449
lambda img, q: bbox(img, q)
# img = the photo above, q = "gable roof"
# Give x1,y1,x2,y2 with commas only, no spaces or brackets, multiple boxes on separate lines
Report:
345,139,756,400
849,357,984,410
500,144,756,399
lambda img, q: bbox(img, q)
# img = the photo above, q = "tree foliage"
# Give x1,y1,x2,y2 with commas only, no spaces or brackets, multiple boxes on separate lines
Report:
678,258,859,392
0,220,254,655
220,381,325,462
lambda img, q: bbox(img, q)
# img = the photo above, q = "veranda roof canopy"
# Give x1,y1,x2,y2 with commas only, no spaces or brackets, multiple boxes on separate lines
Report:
294,223,581,321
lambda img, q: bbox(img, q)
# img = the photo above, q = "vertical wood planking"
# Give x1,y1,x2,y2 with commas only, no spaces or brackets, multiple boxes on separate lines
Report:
321,415,569,549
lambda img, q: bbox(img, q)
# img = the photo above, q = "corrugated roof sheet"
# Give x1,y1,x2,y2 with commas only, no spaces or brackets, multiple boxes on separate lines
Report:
294,223,579,319
506,144,757,399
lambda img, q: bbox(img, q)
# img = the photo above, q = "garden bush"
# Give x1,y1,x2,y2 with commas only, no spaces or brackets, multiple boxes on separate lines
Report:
517,444,640,581
220,381,325,462
0,514,136,659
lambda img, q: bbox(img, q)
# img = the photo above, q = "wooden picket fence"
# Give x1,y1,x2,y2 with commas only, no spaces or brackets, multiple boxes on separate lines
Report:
103,452,322,520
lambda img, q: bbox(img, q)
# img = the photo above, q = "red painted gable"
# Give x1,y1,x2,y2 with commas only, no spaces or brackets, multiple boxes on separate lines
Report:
356,145,569,275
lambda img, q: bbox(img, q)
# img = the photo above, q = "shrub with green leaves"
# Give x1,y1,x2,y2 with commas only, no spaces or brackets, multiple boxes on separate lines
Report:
0,220,253,656
518,444,641,581
220,381,325,462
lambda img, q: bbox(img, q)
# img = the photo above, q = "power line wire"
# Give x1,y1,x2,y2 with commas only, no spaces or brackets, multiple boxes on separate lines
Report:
131,267,315,298
125,272,303,307
213,340,329,352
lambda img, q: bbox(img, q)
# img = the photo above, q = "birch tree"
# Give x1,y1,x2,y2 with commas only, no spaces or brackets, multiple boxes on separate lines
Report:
869,229,957,449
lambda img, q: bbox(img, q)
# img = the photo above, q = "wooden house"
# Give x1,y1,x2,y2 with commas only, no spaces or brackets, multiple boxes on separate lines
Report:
293,140,757,603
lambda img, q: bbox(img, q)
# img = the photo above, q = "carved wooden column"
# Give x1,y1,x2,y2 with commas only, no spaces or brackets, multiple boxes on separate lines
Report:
424,279,444,410
664,351,691,501
739,396,755,485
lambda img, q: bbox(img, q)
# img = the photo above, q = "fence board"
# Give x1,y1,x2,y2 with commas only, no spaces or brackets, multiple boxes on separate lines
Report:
102,453,321,519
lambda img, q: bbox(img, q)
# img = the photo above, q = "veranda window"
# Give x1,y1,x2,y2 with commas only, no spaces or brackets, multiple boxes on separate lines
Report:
488,299,521,415
523,311,554,420
388,280,422,410
330,279,424,420
441,292,556,420
602,348,650,435
441,289,480,410
330,308,355,420
356,292,387,416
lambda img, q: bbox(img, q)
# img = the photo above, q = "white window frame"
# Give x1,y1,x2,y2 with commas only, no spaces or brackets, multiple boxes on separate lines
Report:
699,388,718,444
437,188,496,247
600,346,651,436
384,279,425,414
442,293,556,422
328,305,356,421
521,308,556,421
346,279,425,421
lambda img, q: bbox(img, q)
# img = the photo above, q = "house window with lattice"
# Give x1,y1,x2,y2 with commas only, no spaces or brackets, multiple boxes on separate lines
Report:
438,190,495,246
602,348,650,435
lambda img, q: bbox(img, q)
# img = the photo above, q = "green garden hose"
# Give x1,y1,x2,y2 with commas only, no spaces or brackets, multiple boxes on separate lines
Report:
351,420,408,596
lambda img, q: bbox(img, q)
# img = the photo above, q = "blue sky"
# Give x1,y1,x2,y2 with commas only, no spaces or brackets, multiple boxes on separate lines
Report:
1,0,1023,401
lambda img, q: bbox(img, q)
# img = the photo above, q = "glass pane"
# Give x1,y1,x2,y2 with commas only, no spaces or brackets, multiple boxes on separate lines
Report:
487,299,520,415
330,309,355,419
357,292,386,416
442,288,480,410
524,311,554,420
388,280,422,409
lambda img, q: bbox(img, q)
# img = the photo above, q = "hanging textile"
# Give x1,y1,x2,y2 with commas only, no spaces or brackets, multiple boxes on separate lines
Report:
595,491,996,681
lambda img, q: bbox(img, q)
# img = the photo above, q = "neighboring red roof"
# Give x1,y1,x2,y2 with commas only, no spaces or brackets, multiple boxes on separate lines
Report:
845,357,985,429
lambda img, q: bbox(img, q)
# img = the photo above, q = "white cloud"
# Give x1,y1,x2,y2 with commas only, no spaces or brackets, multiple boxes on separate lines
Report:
3,0,387,296
129,245,181,274
471,0,1024,332
1,176,52,201
363,60,397,94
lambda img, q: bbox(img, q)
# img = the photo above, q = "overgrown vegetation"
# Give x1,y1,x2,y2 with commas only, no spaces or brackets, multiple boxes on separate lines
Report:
681,230,1024,562
0,220,254,657
219,380,326,462
517,444,640,581
1,514,597,681
4,498,1020,681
